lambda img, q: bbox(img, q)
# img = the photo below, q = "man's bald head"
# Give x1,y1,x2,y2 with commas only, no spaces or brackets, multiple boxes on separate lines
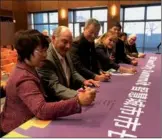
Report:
52,26,72,38
52,26,73,57
42,29,49,36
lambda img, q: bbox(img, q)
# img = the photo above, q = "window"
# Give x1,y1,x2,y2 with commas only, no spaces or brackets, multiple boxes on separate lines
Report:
104,22,107,34
145,21,161,52
124,22,145,49
68,11,73,23
92,9,107,21
49,24,58,35
120,8,124,21
121,4,161,53
68,7,108,37
147,6,161,20
124,7,145,21
49,12,58,23
74,23,80,37
76,10,90,22
28,11,58,36
33,13,48,24
34,25,49,33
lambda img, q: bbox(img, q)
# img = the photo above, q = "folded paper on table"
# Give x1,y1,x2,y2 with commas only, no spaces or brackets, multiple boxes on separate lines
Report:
107,69,134,76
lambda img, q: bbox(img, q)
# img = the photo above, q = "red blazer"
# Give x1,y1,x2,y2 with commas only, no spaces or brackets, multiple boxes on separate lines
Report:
0,62,80,133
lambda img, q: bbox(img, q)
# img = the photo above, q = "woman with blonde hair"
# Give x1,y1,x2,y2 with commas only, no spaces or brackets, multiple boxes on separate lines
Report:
125,34,146,58
95,31,136,73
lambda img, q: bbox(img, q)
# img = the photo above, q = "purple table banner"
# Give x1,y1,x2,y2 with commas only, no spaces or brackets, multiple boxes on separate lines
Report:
4,53,161,138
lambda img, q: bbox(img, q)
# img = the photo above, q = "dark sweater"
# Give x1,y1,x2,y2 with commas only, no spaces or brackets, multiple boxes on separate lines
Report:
114,39,131,64
95,44,120,71
70,34,100,79
125,42,138,58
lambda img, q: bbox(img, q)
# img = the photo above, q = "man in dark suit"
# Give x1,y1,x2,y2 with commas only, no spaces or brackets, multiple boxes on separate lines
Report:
109,22,138,66
70,18,111,81
37,26,99,101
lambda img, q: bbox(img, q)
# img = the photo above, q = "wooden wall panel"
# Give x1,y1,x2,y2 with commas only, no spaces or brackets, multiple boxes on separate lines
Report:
0,9,12,17
27,1,41,12
58,1,69,8
120,0,160,5
12,0,28,31
0,0,160,12
40,1,59,11
130,0,160,5
58,1,68,26
0,1,12,11
108,0,120,30
0,22,15,45
67,1,108,9
27,0,160,12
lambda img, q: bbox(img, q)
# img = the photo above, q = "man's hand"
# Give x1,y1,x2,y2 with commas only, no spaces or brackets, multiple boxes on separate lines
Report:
83,79,100,87
94,71,111,82
77,87,96,106
131,60,138,66
138,53,146,58
110,55,115,61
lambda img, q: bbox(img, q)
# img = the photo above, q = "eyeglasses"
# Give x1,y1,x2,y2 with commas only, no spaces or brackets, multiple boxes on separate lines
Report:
35,49,47,56
130,38,136,42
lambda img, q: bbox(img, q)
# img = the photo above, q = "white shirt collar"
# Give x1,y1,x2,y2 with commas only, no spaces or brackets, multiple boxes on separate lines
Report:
52,43,64,61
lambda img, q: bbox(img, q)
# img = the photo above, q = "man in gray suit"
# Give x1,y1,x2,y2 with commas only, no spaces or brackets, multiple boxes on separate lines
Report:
37,26,99,102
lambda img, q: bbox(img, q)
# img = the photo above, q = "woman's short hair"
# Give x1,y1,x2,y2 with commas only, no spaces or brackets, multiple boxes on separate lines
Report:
14,29,49,62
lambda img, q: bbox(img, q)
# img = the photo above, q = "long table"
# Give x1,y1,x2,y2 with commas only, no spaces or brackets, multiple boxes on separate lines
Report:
4,53,161,138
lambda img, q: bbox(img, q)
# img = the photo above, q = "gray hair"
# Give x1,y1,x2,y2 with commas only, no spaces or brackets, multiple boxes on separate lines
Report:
84,18,101,29
52,26,70,37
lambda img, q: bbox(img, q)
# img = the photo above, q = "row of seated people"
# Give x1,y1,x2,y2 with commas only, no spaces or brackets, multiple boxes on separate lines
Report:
0,19,145,136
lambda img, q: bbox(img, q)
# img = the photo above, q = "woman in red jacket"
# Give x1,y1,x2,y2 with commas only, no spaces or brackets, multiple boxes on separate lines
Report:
0,30,96,136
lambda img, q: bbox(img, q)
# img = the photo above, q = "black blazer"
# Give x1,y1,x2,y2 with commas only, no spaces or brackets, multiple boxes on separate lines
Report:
125,42,138,58
114,39,131,64
95,44,120,71
70,34,100,79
